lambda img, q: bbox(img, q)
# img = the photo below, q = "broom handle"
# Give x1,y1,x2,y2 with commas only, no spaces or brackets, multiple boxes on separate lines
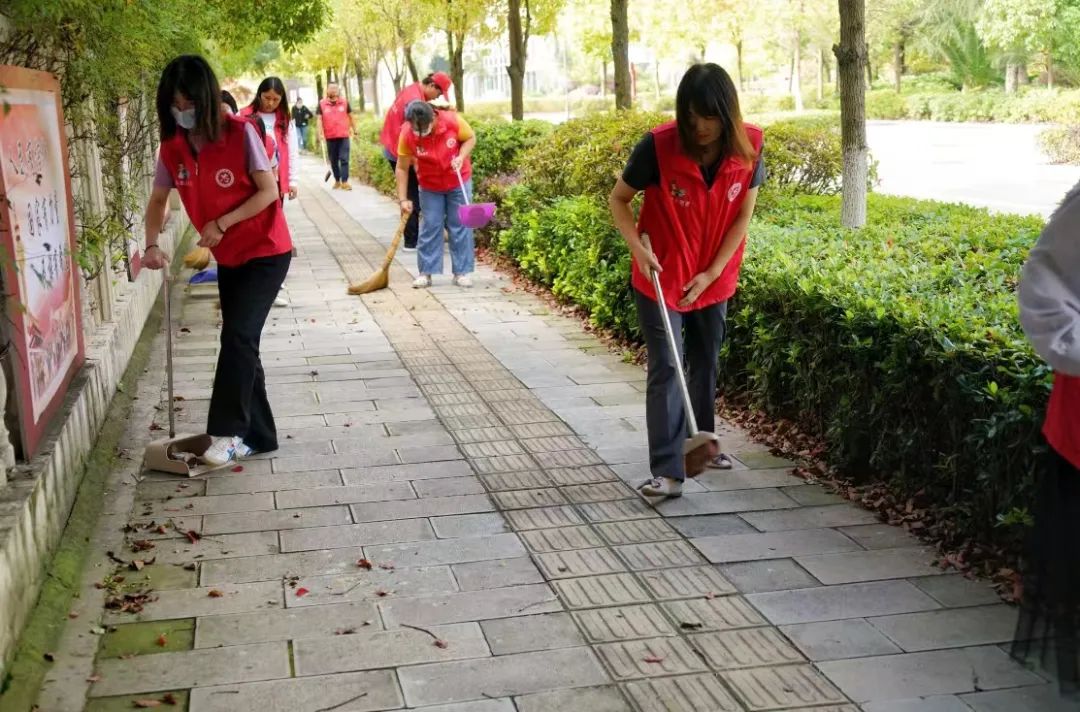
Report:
454,164,471,205
163,274,176,439
643,236,699,437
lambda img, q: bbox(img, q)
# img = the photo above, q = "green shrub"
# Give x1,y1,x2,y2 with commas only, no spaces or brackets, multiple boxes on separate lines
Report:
1038,125,1080,165
467,118,554,179
865,90,909,120
860,86,1080,124
759,116,844,195
519,110,668,204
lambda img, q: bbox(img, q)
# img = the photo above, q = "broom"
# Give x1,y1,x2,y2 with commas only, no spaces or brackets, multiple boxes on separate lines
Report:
347,214,407,295
183,246,211,270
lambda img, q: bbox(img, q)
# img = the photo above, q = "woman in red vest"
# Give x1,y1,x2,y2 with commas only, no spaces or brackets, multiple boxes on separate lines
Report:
142,55,292,466
609,63,765,499
1012,181,1080,697
397,100,477,288
318,83,354,190
380,72,453,249
240,76,298,203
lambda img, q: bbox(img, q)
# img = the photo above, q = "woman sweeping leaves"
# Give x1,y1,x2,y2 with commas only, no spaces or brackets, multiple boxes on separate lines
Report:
143,55,291,466
1012,179,1080,699
608,63,765,499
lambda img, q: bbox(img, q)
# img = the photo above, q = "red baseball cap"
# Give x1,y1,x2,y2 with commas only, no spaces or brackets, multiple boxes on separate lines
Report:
430,72,452,96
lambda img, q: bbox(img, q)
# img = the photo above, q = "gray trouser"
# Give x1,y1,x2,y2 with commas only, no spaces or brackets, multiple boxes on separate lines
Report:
634,288,727,481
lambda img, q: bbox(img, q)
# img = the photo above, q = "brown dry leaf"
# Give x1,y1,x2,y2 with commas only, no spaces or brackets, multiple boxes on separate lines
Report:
130,560,146,572
163,692,178,706
183,563,197,571
156,633,168,647
642,655,664,663
86,675,101,683
375,589,390,597
131,540,155,552
207,589,224,598
434,639,449,649
356,558,373,570
133,700,163,709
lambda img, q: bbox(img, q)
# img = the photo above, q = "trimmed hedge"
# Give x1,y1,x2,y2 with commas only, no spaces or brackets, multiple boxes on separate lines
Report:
860,87,1080,124
1038,125,1080,165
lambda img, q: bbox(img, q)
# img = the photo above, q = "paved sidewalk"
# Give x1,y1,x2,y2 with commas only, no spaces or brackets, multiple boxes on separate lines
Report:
34,158,1064,711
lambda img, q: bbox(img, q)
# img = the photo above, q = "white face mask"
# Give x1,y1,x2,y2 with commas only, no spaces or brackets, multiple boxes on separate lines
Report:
171,106,196,130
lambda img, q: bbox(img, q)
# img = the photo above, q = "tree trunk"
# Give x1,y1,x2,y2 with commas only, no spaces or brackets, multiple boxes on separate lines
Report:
353,57,367,113
1046,50,1054,89
654,59,662,103
342,67,352,106
892,40,904,93
1005,62,1018,94
507,0,527,120
316,74,324,100
601,62,608,98
736,39,745,90
1018,63,1030,85
451,32,466,111
370,53,381,115
817,47,825,101
793,32,804,112
404,45,420,83
610,0,632,109
834,0,868,229
325,68,332,88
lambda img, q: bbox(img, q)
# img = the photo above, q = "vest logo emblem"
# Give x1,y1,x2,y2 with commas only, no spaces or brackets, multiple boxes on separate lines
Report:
176,165,190,184
215,169,235,188
446,138,457,149
669,181,690,208
727,182,743,202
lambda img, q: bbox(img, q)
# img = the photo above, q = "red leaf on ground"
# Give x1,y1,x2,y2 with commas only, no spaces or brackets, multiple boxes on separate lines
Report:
642,655,664,663
155,525,167,534
131,540,155,552
163,693,178,706
434,639,449,649
231,465,244,473
356,559,373,570
207,589,224,598
156,633,168,647
184,530,201,544
295,587,310,597
149,423,163,431
375,589,390,597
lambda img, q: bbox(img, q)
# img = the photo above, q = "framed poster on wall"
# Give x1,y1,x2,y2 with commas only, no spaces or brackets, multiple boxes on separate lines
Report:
0,66,86,459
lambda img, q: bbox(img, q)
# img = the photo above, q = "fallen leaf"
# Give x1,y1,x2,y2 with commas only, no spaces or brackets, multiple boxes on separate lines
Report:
375,589,390,597
679,621,704,631
156,633,168,647
704,592,717,600
335,627,357,635
163,693,178,705
642,655,664,664
86,675,101,683
356,558,373,570
68,612,79,619
230,465,244,473
43,652,55,662
183,530,201,544
434,639,449,649
131,540,155,552
295,587,310,597
133,700,162,708
378,563,395,571
131,560,146,572
149,423,163,432
207,589,224,598
155,525,167,534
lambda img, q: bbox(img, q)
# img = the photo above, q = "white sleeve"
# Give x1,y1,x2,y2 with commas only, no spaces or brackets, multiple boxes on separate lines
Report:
288,120,300,188
1019,182,1080,376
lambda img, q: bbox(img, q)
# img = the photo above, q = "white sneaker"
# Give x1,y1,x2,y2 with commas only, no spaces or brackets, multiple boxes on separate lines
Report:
402,246,417,253
235,441,256,459
412,275,432,289
202,436,243,466
638,477,683,498
274,295,289,307
453,275,473,288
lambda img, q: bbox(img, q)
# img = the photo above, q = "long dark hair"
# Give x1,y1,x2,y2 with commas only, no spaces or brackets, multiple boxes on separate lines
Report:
675,63,755,166
156,55,222,142
249,76,290,141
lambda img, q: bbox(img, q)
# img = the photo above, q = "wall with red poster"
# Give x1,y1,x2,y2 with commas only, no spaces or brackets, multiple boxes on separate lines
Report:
0,66,86,458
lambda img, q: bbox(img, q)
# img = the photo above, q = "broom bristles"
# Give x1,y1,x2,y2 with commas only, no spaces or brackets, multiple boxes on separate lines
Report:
183,246,211,270
346,214,407,295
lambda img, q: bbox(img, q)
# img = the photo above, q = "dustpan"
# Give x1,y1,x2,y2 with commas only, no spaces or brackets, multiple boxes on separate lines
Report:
143,276,223,477
455,166,495,229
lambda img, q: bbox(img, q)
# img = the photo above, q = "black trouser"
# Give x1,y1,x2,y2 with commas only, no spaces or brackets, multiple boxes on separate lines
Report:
635,288,727,481
207,251,291,452
327,138,350,182
388,157,420,248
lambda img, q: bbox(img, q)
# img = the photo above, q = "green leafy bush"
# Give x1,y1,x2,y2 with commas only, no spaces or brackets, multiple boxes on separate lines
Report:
467,118,554,179
760,116,844,195
1038,125,1080,165
860,87,1080,124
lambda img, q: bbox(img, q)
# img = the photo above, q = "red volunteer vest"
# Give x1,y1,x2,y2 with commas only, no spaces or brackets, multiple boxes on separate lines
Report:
1045,373,1080,469
380,83,424,154
159,115,292,268
319,97,351,140
633,121,763,312
239,107,291,195
399,112,472,192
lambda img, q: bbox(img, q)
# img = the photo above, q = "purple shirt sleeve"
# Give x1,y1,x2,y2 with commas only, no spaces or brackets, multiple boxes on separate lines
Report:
243,123,272,175
153,156,173,189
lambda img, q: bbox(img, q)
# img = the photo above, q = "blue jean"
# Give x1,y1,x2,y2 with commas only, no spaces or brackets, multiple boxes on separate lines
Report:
296,125,308,150
418,181,475,276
